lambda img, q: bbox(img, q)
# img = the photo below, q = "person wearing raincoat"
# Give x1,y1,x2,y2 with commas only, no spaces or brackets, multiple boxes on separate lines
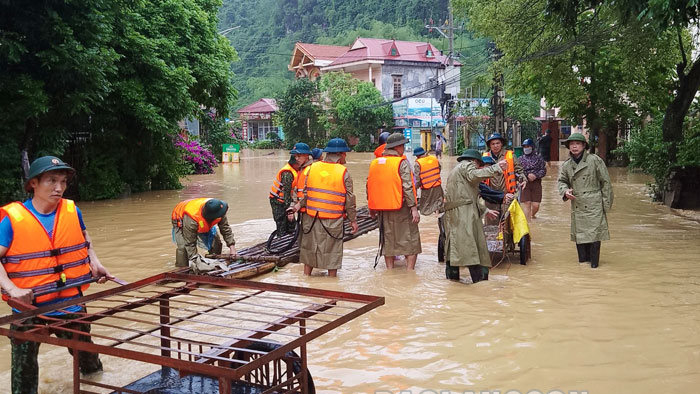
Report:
444,149,507,283
557,133,613,268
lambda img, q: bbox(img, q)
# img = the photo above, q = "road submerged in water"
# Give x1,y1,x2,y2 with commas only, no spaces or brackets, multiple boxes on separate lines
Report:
0,150,698,394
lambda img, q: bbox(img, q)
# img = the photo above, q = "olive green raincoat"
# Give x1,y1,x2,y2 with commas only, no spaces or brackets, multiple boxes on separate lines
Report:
557,151,613,243
444,160,503,267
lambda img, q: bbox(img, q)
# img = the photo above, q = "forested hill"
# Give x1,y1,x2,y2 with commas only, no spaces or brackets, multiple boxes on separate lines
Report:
218,0,485,108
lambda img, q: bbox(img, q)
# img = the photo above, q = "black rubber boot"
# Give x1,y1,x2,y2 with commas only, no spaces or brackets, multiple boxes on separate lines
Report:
576,243,590,263
445,261,460,280
589,241,601,268
468,265,489,283
437,216,446,263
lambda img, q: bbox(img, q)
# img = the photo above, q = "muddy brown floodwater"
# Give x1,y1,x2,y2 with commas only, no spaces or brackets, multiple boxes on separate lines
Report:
0,150,698,394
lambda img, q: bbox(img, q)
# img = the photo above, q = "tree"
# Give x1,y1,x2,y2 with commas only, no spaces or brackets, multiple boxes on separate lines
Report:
0,0,119,202
276,79,325,148
319,72,394,150
0,0,238,202
455,0,680,159
545,0,700,163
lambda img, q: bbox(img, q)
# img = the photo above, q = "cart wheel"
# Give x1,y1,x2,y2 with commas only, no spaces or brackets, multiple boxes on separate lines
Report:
265,219,300,254
519,235,529,265
234,341,315,394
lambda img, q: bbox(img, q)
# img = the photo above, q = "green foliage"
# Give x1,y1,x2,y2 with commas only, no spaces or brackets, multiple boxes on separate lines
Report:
457,0,681,157
199,114,235,157
276,79,326,148
616,119,670,198
0,0,237,202
218,0,457,107
506,94,540,126
319,72,394,143
617,113,700,199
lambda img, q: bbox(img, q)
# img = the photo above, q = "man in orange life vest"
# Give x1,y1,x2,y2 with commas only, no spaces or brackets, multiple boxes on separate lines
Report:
294,138,358,277
367,132,421,270
270,143,311,236
0,156,113,394
412,147,444,216
483,133,525,194
171,198,236,267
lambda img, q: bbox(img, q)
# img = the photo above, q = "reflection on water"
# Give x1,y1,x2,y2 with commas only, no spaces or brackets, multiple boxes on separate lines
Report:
1,150,699,393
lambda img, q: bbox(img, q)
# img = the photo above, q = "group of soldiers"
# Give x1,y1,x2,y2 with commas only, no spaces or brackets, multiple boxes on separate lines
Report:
0,130,614,393
170,130,614,283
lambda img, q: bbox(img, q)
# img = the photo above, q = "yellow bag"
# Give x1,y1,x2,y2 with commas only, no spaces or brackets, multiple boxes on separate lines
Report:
507,200,530,243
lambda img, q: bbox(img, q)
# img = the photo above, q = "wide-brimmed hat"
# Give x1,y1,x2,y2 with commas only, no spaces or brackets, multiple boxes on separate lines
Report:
25,156,75,192
457,149,484,163
324,138,351,153
202,199,228,222
290,142,312,155
385,132,409,149
486,133,506,145
311,148,323,160
563,133,589,149
413,147,426,157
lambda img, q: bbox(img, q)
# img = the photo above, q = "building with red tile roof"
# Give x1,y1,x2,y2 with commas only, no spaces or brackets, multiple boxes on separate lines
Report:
237,98,280,141
288,42,350,79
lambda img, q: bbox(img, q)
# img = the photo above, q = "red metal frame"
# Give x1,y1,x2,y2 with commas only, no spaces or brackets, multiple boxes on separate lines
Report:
0,272,384,393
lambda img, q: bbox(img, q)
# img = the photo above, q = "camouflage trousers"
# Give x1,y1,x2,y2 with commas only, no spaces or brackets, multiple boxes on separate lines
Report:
269,198,296,236
11,307,103,394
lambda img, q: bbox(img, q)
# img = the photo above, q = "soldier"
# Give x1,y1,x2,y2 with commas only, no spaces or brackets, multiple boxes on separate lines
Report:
413,147,444,216
444,150,507,283
373,131,391,158
269,143,310,236
367,133,421,270
483,133,526,193
295,138,358,277
0,156,113,394
171,198,236,267
557,133,613,268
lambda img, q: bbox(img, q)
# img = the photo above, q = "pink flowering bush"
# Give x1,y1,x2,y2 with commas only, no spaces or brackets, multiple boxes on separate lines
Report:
174,133,218,174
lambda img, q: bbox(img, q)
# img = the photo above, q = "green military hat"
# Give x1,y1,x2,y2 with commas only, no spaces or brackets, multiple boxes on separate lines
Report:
457,149,484,163
24,156,75,192
385,132,409,149
563,133,589,149
202,199,228,222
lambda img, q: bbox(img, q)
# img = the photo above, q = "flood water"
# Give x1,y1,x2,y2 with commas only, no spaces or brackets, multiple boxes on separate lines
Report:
1,150,699,394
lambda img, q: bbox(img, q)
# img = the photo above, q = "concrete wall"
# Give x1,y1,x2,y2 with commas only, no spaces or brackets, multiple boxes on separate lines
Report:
381,61,442,100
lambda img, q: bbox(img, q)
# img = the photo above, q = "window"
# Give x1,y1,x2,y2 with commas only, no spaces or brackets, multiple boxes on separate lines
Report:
391,47,397,56
425,49,434,57
393,75,402,99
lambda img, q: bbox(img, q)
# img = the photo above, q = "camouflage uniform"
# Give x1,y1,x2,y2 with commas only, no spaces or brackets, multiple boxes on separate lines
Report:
11,306,102,394
270,170,297,236
172,214,236,267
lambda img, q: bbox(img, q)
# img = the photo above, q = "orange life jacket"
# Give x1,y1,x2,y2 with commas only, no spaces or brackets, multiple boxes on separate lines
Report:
373,143,386,158
270,163,298,203
296,165,312,213
0,199,92,304
367,156,417,210
416,155,442,189
171,198,222,233
305,161,347,219
484,150,516,193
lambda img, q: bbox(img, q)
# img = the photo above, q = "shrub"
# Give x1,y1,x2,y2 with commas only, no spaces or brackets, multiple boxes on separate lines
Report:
174,133,218,174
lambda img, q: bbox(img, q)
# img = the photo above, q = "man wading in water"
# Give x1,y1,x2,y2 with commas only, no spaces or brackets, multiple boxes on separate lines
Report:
557,133,614,268
270,143,310,237
0,156,113,394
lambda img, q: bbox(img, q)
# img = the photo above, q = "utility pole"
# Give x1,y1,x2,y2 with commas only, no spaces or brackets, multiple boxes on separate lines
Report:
426,6,460,155
488,43,505,138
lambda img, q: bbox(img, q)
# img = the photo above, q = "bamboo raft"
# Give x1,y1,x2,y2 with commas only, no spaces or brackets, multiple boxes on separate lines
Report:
199,207,378,279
